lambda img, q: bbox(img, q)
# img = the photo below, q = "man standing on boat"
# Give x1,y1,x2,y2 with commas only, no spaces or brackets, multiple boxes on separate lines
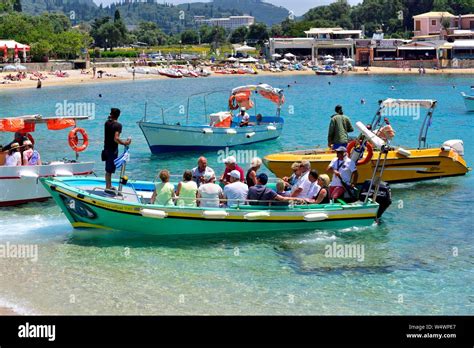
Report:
328,105,354,150
327,146,358,201
103,108,132,191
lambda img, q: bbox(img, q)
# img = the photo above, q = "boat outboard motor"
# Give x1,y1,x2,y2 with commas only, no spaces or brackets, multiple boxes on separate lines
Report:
359,180,392,219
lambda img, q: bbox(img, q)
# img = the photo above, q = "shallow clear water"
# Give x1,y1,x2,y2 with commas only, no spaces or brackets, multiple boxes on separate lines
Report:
0,74,473,315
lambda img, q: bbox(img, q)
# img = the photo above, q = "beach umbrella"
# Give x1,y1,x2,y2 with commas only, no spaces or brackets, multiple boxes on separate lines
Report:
14,44,18,59
324,58,335,64
3,45,7,61
284,53,296,58
240,57,258,63
227,56,238,62
344,58,355,63
323,54,334,59
279,58,291,64
271,53,281,59
236,44,256,53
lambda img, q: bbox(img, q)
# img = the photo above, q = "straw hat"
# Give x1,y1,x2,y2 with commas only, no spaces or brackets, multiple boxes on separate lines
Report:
10,142,20,150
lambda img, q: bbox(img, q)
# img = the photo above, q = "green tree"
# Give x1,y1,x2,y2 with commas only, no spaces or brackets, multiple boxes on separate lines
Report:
246,23,269,45
229,26,249,44
180,29,199,44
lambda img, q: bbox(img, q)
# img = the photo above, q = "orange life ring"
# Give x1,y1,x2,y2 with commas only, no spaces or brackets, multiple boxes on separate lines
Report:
347,140,373,166
68,127,89,153
26,133,35,146
228,95,239,110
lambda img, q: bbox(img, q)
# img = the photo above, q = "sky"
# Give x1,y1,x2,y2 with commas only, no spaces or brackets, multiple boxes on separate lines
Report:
94,0,361,16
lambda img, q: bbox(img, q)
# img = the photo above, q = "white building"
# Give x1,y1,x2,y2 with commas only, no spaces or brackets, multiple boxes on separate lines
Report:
195,16,255,31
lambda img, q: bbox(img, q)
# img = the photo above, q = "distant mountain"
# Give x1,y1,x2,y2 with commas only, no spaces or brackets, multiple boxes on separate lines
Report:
19,0,289,30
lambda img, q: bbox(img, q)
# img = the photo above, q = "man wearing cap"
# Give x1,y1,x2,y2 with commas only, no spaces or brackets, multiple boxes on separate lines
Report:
223,170,249,207
327,146,358,200
192,156,215,186
103,108,132,190
328,105,354,150
247,173,303,206
239,107,250,127
220,156,245,185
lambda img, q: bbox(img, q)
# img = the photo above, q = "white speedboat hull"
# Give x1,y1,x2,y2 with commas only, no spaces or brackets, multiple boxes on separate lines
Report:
138,121,283,154
0,161,94,206
462,92,474,112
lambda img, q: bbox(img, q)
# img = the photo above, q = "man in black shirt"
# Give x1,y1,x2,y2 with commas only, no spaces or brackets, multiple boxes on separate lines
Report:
103,108,132,190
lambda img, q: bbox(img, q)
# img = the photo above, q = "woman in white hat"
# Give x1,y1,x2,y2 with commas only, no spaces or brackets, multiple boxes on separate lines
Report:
5,142,22,166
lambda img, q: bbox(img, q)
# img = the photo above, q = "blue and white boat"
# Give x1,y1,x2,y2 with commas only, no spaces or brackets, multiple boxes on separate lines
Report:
461,92,474,112
138,84,285,154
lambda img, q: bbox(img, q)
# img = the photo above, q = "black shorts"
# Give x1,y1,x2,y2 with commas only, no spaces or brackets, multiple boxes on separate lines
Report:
103,149,118,174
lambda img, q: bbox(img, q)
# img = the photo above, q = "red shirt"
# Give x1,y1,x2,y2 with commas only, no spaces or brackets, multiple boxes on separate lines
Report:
223,164,245,182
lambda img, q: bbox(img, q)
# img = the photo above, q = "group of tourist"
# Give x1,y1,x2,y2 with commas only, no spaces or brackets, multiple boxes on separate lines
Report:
149,147,357,208
1,132,42,166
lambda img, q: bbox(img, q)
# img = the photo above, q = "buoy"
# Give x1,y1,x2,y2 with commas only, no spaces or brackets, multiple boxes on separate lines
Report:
304,213,328,222
397,148,412,157
244,211,271,220
140,209,168,219
202,210,229,219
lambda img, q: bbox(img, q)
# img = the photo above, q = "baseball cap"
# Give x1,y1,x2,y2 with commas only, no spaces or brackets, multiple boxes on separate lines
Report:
229,170,241,180
241,107,246,111
224,156,237,164
335,146,347,153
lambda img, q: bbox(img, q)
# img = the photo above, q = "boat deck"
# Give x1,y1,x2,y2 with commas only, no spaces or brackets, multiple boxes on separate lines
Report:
81,185,151,204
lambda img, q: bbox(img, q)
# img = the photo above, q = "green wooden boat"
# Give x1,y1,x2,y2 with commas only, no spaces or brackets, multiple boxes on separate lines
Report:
40,177,381,237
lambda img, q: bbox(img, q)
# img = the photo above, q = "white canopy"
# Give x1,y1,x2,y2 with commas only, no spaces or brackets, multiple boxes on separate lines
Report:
240,57,258,63
271,53,281,58
381,99,436,109
284,53,296,58
279,58,291,64
236,44,256,53
344,58,355,63
323,55,334,59
324,58,335,64
227,56,238,61
0,40,30,50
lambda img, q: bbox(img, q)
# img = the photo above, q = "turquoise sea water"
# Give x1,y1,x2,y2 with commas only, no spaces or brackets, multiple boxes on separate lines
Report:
0,74,473,315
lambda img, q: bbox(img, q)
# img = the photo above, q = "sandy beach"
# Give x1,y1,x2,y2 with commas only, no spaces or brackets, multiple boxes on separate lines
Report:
0,66,472,90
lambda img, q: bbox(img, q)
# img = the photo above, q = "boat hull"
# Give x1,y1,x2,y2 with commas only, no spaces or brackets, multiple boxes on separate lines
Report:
138,119,284,154
264,147,470,184
40,177,379,237
462,93,474,112
0,162,94,206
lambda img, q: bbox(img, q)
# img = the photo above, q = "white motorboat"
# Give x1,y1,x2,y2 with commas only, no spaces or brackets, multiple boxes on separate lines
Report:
0,115,94,206
461,92,474,112
138,84,286,154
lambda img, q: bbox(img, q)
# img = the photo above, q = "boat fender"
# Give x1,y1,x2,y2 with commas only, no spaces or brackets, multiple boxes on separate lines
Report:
355,121,385,149
397,147,412,157
202,128,214,134
244,211,271,220
54,169,73,177
267,125,277,131
68,127,89,153
347,141,374,166
303,213,328,222
19,171,39,178
246,132,256,138
202,210,229,219
226,129,237,135
140,209,168,219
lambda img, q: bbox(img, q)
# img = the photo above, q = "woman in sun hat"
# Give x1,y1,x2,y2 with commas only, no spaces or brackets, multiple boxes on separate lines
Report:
5,142,22,166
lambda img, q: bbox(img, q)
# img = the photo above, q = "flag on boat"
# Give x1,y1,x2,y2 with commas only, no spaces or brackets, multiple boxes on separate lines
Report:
114,147,130,169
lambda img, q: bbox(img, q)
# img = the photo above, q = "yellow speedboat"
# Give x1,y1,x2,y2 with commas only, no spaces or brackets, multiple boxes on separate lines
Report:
264,99,470,184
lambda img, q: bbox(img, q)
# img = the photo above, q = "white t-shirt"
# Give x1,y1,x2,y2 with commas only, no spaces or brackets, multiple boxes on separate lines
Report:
224,182,249,207
329,157,357,187
240,112,250,123
198,183,223,208
292,171,312,198
5,152,21,166
192,166,215,186
307,181,321,199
